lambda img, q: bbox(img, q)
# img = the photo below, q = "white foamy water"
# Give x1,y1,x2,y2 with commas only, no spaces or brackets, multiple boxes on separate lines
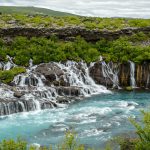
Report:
0,59,110,116
0,0,150,18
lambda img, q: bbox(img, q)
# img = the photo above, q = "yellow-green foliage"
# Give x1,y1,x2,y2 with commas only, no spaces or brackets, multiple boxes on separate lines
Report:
0,138,27,150
116,111,150,150
57,130,85,150
0,131,96,150
0,14,150,30
0,67,26,84
129,111,150,150
0,32,150,66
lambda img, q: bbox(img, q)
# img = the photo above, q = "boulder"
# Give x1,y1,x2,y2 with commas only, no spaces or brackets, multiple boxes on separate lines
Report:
35,63,70,86
35,63,63,80
13,91,24,98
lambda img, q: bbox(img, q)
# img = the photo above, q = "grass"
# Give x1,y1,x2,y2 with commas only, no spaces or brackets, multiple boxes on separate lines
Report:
0,10,150,30
0,6,74,16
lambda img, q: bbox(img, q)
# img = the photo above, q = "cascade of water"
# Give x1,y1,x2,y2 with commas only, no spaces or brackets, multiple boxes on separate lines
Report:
129,61,136,88
3,55,16,70
55,61,108,96
0,59,110,115
29,59,33,68
18,101,26,112
146,74,150,89
101,61,120,89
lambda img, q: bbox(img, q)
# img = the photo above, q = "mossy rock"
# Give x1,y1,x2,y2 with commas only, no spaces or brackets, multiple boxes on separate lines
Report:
125,86,133,91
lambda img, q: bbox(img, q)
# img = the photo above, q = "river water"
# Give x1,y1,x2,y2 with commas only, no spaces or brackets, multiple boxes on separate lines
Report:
0,91,149,149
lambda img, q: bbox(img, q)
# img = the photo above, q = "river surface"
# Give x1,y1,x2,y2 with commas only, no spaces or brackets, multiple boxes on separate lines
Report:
0,91,150,149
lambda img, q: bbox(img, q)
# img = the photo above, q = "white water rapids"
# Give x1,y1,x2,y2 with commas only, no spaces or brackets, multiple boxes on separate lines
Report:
0,59,110,115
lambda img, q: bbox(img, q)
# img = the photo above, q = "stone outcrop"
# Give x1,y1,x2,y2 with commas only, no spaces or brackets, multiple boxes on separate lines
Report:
55,86,80,97
89,62,112,87
35,62,69,86
13,91,24,98
0,27,150,42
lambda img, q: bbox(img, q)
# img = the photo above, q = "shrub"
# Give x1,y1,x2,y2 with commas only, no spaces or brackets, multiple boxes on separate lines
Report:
0,67,26,84
0,138,27,150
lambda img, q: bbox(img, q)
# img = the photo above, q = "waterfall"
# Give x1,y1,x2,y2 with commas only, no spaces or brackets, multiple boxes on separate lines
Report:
146,74,150,89
101,61,120,89
0,55,16,71
129,61,136,88
55,61,108,96
3,55,16,70
29,59,33,68
0,59,110,116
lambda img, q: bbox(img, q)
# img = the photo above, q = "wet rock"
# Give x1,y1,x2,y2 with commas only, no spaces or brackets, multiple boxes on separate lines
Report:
35,63,70,86
0,27,150,42
41,101,57,109
119,63,130,87
36,63,63,81
56,86,80,97
89,62,113,88
13,91,24,98
89,61,150,89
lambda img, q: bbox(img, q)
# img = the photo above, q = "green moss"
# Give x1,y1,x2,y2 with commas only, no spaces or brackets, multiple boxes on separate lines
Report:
125,86,133,91
0,67,26,84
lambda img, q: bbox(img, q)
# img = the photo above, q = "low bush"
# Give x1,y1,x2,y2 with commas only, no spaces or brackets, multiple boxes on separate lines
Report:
0,32,150,66
0,67,26,84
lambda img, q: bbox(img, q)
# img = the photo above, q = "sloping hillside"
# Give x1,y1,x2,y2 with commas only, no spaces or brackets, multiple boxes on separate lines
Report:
0,6,74,16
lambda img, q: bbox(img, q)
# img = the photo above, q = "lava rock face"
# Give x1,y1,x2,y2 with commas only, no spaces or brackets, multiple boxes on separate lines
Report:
89,62,112,88
89,61,150,89
35,62,69,86
0,27,150,42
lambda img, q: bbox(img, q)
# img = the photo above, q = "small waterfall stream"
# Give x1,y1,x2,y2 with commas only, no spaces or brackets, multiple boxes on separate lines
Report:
0,55,16,70
146,74,150,89
101,61,120,89
129,61,136,88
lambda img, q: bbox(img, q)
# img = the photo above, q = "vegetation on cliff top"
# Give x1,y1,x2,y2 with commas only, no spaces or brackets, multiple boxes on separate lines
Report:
0,13,150,30
0,32,150,67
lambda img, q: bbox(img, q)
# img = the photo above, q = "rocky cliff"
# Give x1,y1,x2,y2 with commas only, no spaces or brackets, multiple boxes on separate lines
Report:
0,27,150,42
89,61,150,89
